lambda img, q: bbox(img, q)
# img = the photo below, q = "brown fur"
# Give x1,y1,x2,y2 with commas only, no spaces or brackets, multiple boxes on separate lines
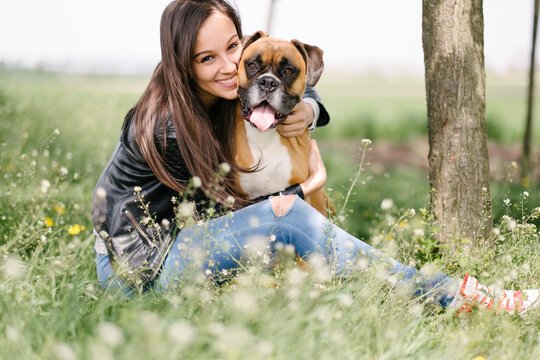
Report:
234,34,332,216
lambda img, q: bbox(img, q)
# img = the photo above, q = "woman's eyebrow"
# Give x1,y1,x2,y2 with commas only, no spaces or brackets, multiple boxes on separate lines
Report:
193,34,239,59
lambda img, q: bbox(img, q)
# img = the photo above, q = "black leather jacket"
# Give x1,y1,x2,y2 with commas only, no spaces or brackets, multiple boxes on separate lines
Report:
92,88,329,285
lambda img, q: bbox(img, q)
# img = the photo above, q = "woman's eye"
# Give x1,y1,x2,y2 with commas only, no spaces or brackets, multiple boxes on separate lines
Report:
201,55,214,63
284,68,294,75
228,42,239,50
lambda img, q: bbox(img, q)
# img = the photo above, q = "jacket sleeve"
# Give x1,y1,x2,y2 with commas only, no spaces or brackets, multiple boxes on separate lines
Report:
303,85,330,127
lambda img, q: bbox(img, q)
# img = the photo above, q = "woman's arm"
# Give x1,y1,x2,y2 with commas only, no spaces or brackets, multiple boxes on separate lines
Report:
299,140,327,197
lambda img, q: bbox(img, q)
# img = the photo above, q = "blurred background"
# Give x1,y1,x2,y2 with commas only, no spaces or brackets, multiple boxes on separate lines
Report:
0,0,534,74
0,0,538,238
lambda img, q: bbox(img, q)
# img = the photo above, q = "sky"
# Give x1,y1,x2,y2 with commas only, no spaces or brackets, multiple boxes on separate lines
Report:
0,0,537,75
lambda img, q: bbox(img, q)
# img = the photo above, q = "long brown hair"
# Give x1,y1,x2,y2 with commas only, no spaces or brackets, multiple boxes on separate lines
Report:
132,0,247,209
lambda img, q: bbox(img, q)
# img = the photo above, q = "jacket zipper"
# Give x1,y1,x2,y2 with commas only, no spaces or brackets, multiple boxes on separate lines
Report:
124,210,157,248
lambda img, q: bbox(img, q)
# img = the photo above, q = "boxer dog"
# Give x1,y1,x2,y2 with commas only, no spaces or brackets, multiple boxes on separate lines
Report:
234,31,330,215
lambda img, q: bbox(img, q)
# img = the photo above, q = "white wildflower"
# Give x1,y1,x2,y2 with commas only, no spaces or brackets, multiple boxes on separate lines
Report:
232,291,258,314
161,219,170,229
54,342,76,360
215,326,252,354
219,162,231,174
338,293,354,307
97,322,124,347
503,198,511,206
244,235,269,260
284,244,295,255
1,255,26,279
309,254,331,282
287,268,308,286
40,179,51,194
419,263,438,278
509,268,518,280
133,186,142,193
95,187,107,199
60,167,69,176
168,321,196,346
178,201,195,218
412,229,425,238
53,128,60,136
380,198,394,211
191,176,202,188
356,257,369,270
523,191,529,198
361,139,372,146
256,340,274,358
6,326,20,342
286,287,302,301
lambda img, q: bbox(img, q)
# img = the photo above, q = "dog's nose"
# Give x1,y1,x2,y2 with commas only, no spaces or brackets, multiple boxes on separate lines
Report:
257,76,278,92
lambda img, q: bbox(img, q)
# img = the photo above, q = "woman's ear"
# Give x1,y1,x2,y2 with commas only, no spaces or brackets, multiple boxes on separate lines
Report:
241,30,268,49
291,40,324,87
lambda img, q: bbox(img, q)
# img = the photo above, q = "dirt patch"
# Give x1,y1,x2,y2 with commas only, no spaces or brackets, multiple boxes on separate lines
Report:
322,137,540,183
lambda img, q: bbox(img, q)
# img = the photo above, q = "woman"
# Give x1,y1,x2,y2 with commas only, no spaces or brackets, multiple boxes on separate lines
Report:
92,0,539,314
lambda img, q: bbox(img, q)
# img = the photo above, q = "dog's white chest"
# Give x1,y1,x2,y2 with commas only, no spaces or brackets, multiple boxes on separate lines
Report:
239,123,293,199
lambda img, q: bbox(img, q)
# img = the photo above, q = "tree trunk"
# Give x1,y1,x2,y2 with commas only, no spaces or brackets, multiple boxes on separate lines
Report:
521,0,539,185
422,0,492,242
266,0,277,34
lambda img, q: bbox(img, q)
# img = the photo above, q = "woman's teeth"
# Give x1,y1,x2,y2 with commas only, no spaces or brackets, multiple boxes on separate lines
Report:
216,78,236,85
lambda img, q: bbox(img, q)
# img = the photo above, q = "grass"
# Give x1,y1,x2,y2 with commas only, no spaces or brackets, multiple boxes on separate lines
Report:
1,69,540,359
316,71,540,144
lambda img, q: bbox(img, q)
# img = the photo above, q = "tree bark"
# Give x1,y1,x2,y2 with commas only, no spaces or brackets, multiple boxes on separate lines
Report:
521,0,539,184
422,0,492,242
266,0,277,34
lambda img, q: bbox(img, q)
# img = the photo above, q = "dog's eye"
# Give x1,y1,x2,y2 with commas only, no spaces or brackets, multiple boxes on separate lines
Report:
283,68,294,76
248,62,257,70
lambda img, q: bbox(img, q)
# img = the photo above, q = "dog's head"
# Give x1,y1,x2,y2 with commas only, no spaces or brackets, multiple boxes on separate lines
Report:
237,31,324,132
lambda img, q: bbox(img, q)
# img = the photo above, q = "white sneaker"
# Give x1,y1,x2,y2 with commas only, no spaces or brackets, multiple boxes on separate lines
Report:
450,273,540,316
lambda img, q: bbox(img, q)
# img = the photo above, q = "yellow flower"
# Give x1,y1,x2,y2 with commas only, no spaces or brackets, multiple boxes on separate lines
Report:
44,217,55,227
53,203,66,215
398,219,408,228
67,224,86,236
472,356,487,360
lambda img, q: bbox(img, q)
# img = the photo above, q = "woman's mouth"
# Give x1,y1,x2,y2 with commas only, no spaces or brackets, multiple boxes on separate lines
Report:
215,77,237,88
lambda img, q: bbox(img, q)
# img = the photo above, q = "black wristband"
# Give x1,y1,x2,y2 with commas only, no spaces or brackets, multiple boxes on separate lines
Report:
280,184,305,200
251,183,305,204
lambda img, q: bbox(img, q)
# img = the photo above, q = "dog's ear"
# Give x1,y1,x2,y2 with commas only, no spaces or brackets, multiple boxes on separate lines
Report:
291,40,324,87
242,30,268,50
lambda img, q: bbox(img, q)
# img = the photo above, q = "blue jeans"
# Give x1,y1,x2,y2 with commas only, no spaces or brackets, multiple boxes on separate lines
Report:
96,196,458,306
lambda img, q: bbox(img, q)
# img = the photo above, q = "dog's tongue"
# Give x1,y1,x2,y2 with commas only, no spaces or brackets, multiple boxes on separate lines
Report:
249,103,276,131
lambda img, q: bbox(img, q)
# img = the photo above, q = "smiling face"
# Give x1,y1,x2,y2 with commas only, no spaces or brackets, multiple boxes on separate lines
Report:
192,11,243,107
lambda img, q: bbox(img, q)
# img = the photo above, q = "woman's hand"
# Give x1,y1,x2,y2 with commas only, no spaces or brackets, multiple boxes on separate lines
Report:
300,140,327,197
277,100,314,137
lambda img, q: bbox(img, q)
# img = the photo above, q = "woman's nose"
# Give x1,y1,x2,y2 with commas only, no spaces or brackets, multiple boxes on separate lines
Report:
223,54,239,73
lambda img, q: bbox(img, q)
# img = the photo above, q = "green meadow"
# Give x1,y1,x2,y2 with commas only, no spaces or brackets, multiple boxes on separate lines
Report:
1,68,540,359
